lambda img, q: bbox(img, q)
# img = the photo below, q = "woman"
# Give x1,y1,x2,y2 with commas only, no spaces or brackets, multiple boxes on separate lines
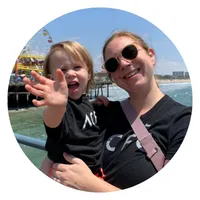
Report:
48,31,192,191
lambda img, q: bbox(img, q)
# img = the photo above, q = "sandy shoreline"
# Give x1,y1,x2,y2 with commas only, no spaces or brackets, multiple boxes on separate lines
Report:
112,79,191,86
156,79,191,84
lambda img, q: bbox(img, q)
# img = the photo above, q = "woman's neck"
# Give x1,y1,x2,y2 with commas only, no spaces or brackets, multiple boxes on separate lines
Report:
128,79,164,116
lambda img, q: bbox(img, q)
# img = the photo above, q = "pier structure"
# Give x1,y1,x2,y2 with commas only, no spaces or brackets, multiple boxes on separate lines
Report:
89,81,112,99
8,80,112,110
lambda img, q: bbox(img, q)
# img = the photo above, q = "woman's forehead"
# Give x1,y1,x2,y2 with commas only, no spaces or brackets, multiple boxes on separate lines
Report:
105,37,137,57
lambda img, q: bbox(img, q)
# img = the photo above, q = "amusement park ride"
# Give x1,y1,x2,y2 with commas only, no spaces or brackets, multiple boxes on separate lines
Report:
12,27,53,81
8,27,53,109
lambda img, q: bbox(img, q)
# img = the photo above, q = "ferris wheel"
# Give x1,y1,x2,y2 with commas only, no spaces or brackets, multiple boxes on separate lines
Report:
20,27,53,58
13,27,53,77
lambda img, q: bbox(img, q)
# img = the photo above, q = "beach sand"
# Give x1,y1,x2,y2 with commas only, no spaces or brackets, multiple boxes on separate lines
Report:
156,79,191,84
111,79,191,86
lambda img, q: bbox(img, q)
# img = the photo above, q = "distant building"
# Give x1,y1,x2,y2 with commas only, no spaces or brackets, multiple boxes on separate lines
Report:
172,71,184,78
185,71,190,78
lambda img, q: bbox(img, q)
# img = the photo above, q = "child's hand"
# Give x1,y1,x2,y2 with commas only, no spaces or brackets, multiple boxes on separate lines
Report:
23,69,68,107
92,95,109,106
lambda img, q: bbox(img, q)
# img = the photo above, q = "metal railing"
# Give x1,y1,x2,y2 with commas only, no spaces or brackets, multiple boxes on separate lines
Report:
15,133,46,151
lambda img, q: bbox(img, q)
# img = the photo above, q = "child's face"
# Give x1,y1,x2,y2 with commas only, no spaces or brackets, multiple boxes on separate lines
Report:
49,50,90,100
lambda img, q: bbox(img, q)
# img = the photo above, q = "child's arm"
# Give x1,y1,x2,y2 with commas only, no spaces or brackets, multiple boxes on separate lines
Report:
24,69,68,128
40,156,53,176
43,105,66,128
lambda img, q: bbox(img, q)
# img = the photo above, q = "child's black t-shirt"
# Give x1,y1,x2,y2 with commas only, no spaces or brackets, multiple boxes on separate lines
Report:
45,95,104,174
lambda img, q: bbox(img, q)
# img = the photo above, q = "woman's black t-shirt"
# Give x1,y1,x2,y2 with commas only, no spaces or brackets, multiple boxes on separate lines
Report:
94,95,192,189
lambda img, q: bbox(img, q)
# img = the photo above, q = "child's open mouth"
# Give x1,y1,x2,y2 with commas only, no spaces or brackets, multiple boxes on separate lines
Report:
68,82,80,92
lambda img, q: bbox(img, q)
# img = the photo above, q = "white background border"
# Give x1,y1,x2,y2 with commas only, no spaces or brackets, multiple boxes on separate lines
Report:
0,0,199,199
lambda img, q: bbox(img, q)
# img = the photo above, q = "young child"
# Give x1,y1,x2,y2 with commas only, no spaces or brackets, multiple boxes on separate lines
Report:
23,41,106,178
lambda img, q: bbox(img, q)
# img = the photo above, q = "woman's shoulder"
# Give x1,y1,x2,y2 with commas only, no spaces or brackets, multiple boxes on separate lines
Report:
161,94,192,115
142,94,192,128
152,94,191,116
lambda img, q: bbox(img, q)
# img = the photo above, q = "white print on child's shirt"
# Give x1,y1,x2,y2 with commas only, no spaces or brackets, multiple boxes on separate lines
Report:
106,133,145,152
82,111,97,129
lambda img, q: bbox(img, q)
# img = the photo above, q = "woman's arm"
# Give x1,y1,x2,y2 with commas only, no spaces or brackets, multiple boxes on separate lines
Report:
51,153,120,192
82,175,120,192
166,107,191,160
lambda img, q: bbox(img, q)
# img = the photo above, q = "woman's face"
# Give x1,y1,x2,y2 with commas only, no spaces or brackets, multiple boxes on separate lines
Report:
104,36,156,93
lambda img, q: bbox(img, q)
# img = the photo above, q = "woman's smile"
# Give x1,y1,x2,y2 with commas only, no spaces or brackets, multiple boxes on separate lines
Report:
123,68,140,79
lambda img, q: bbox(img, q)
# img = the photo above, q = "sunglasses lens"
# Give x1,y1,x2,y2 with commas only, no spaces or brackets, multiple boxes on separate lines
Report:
105,58,118,73
122,45,138,60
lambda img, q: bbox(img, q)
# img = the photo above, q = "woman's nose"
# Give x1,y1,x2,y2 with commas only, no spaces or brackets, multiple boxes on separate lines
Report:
118,57,131,70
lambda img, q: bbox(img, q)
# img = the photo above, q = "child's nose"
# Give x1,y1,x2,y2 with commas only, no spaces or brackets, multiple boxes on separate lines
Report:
65,70,76,78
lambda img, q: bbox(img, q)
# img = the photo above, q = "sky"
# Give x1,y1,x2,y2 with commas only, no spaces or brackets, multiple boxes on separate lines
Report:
29,7,188,75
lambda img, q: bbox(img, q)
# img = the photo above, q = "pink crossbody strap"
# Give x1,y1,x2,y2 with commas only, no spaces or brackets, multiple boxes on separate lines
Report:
120,98,166,171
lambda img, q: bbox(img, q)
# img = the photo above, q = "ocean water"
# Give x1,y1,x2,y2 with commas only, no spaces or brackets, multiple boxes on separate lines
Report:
8,82,192,168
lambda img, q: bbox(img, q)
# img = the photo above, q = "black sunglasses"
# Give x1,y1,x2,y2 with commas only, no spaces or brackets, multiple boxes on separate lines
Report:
103,44,139,73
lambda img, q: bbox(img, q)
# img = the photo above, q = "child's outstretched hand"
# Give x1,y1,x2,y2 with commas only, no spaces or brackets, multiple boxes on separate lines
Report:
23,69,68,107
92,95,109,106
